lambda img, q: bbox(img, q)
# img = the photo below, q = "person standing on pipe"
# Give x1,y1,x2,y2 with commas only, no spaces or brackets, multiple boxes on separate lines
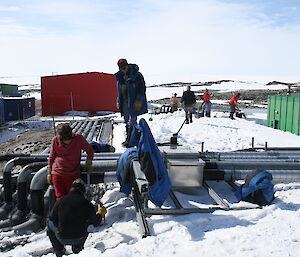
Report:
181,85,196,124
47,179,106,257
115,58,148,147
229,92,241,120
47,123,94,200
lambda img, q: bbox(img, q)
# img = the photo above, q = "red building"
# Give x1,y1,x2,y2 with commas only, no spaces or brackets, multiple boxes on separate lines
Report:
41,72,117,116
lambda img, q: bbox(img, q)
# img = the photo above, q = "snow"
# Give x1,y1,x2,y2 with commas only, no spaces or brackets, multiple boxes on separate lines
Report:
1,83,300,257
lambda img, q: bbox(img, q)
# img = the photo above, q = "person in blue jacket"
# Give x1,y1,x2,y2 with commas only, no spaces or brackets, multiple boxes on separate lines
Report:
115,58,148,147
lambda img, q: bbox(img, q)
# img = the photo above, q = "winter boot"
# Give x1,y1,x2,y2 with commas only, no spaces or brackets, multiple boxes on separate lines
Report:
205,111,211,117
185,113,189,124
122,125,132,148
54,247,66,257
229,112,235,120
72,244,84,254
189,112,193,123
121,125,129,146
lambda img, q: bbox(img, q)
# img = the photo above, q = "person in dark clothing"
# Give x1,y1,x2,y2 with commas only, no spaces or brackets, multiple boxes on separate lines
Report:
47,179,103,257
181,85,196,124
229,93,240,120
115,58,148,147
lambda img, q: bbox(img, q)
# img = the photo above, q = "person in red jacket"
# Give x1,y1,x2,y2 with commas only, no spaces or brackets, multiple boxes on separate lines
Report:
47,123,94,200
200,89,212,117
229,93,240,120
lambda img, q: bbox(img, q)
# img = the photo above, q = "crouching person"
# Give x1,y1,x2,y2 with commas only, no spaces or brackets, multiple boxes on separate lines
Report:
47,179,105,257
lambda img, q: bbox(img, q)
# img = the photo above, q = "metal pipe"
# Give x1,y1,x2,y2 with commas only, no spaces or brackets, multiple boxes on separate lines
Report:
95,122,104,142
205,157,300,161
82,120,94,138
70,121,79,129
0,202,15,221
211,161,300,170
226,169,300,183
13,213,44,235
77,119,89,135
0,163,48,229
87,120,100,141
17,162,48,211
207,158,300,161
72,120,84,133
200,151,300,157
2,157,48,204
144,207,217,215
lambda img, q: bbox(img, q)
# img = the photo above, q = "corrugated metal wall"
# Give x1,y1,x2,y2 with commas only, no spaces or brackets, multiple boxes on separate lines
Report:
267,94,300,136
41,72,117,116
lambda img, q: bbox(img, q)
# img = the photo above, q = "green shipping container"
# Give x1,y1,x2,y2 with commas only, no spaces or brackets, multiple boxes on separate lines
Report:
0,84,18,96
267,94,300,136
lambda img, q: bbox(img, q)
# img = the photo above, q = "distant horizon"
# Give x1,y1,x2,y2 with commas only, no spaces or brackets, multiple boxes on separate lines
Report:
1,74,300,87
1,0,300,85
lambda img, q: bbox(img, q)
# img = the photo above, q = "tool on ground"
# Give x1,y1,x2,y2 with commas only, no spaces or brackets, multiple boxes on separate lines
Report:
149,108,154,121
170,118,186,148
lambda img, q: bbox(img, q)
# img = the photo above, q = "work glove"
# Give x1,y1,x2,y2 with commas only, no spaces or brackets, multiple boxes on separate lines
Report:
133,101,142,111
108,145,116,152
96,201,107,225
47,169,52,185
96,203,107,218
86,160,93,174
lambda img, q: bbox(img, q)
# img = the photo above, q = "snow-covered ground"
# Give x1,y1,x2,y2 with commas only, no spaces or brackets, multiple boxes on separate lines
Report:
1,82,300,257
1,110,300,257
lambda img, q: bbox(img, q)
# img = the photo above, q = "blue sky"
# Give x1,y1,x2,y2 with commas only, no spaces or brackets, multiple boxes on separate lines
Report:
1,0,300,84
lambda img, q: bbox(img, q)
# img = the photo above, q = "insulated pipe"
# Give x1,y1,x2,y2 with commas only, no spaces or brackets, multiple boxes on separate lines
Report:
80,160,118,172
77,120,89,135
13,166,48,234
0,152,120,161
17,162,48,212
72,120,84,133
2,157,48,203
13,213,44,235
206,158,300,161
87,120,100,141
211,161,300,170
239,147,300,152
225,169,300,183
29,162,117,215
82,120,94,138
96,122,104,142
0,202,14,221
70,121,80,129
13,165,118,234
41,147,50,154
0,209,28,230
200,151,300,157
87,120,99,141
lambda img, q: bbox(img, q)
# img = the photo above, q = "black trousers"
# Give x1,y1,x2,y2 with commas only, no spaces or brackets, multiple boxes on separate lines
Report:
47,220,88,253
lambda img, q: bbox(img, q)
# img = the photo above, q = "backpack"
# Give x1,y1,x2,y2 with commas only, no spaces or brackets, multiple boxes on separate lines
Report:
235,170,275,206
